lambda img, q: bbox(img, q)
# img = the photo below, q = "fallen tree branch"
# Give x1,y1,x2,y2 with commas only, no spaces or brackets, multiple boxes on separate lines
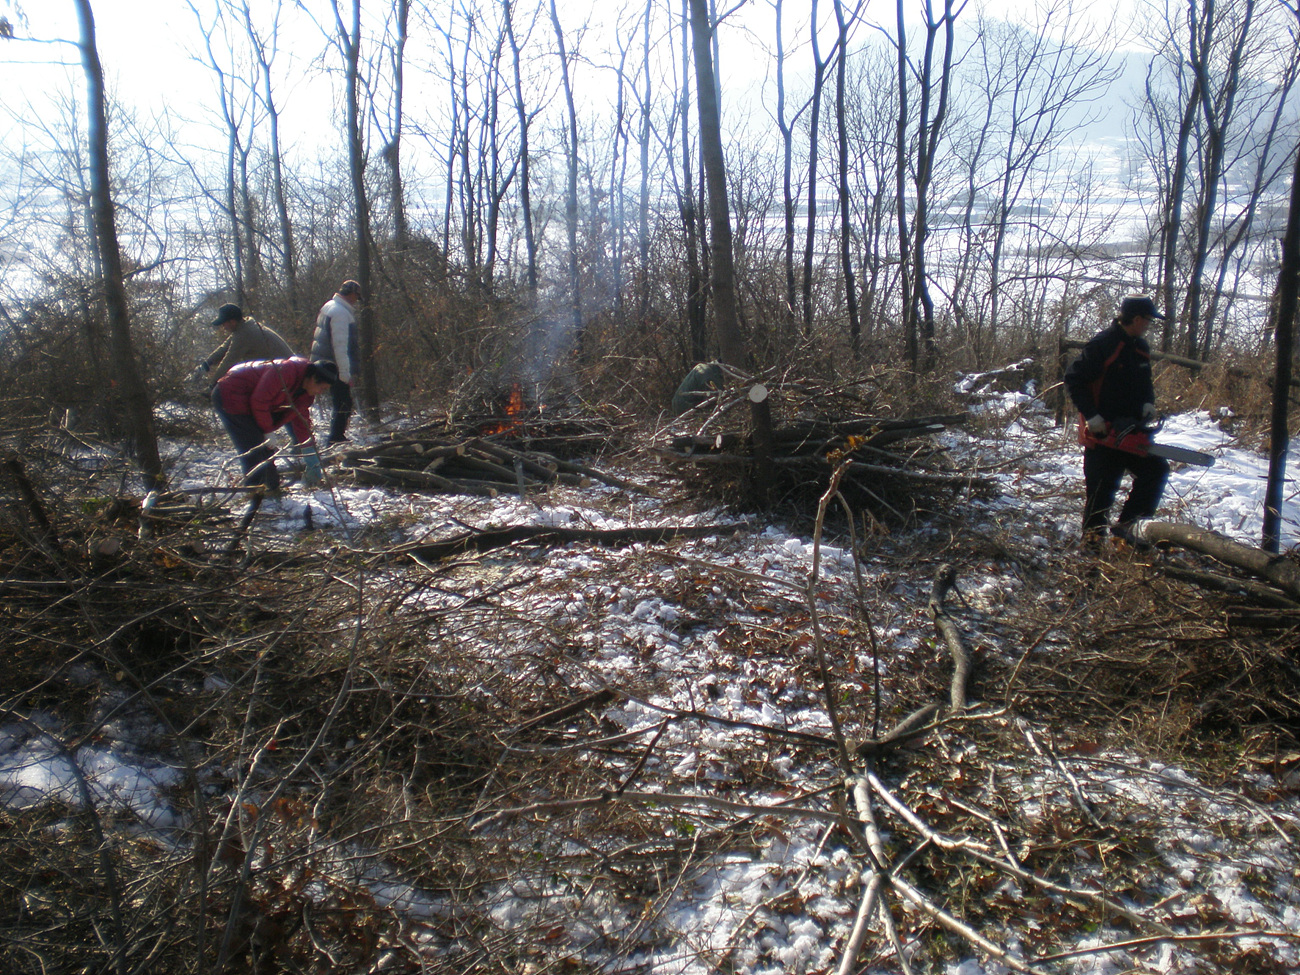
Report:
866,771,1176,936
388,523,726,562
470,788,848,832
1155,562,1300,608
1135,522,1300,598
930,564,972,710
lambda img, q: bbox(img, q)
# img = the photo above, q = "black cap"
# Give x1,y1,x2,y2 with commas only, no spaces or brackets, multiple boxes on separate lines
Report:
211,303,243,327
1119,295,1165,321
338,280,362,298
308,359,340,385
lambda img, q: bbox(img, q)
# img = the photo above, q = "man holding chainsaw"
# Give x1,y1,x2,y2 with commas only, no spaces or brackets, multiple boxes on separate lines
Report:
1064,295,1170,546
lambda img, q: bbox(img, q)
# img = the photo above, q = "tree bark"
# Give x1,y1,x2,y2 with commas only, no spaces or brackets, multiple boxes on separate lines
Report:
679,0,707,362
832,0,861,359
504,0,538,294
1136,521,1300,597
548,0,584,355
687,0,746,367
337,0,379,412
801,0,830,337
74,0,164,491
1263,135,1300,552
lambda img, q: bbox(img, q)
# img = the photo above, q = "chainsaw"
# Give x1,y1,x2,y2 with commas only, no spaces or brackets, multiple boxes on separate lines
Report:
1078,416,1215,467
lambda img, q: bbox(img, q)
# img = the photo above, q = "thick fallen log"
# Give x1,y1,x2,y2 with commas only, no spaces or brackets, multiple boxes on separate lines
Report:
390,523,730,562
1135,521,1300,599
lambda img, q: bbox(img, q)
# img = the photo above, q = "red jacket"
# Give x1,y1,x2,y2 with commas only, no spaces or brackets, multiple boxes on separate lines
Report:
215,357,317,444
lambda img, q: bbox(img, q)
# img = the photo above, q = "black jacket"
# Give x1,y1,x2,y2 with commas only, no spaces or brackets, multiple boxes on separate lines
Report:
1064,322,1155,422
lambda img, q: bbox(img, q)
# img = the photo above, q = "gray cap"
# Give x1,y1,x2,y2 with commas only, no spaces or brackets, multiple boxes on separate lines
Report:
1119,295,1165,321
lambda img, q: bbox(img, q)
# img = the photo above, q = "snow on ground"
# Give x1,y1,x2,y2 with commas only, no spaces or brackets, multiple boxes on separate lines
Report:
4,393,1300,972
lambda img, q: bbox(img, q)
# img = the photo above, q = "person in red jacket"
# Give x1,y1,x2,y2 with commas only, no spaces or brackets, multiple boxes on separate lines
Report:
212,357,338,493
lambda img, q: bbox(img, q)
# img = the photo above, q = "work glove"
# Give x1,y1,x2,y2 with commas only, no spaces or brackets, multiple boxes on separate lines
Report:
190,361,210,384
301,449,324,489
1086,414,1108,436
1141,402,1158,424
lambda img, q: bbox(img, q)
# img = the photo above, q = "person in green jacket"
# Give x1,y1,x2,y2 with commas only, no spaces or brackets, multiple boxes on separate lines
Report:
196,304,295,386
671,361,725,416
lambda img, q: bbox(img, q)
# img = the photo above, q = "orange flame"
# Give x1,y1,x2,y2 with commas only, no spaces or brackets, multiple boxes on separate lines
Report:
504,384,524,416
481,383,526,435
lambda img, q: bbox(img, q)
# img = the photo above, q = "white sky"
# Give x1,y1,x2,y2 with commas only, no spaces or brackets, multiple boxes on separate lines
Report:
0,0,1135,153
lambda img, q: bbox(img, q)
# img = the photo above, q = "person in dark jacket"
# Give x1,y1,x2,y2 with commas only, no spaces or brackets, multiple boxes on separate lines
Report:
310,280,361,446
1063,295,1170,545
212,357,338,493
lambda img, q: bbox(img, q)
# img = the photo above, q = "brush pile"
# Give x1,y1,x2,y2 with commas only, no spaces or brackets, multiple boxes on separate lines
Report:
340,433,642,497
654,372,993,515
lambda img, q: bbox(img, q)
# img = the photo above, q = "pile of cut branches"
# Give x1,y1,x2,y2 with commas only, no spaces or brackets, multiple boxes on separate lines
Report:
340,433,646,496
654,373,992,515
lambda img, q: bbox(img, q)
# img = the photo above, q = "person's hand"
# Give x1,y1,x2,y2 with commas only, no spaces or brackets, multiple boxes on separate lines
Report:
1086,414,1108,436
1141,402,1157,424
301,450,324,489
190,362,210,384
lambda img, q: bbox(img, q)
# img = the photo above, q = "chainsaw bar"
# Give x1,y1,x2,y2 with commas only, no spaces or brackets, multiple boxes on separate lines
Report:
1146,442,1215,467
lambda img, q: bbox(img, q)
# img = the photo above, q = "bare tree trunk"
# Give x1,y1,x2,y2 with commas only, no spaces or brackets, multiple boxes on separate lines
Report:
1154,67,1200,355
504,0,538,294
833,0,861,360
1184,0,1255,361
1263,135,1300,552
610,31,632,326
637,0,653,324
894,0,915,367
484,30,515,295
687,0,746,367
333,0,378,411
457,18,479,282
383,0,410,250
910,0,959,373
190,1,249,302
679,0,707,362
801,0,830,338
549,0,584,355
74,0,163,491
440,22,456,265
239,0,300,315
237,142,262,296
774,0,798,344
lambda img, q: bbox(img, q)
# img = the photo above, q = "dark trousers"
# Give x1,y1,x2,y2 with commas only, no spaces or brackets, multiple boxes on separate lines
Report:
1082,445,1169,535
212,387,279,491
327,380,352,444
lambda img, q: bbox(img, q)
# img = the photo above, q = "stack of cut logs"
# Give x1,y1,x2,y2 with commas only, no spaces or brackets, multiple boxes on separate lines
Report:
340,435,633,497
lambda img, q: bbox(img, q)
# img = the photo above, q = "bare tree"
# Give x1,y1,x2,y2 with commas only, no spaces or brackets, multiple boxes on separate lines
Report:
188,0,261,305
235,0,300,315
832,0,864,358
1182,0,1258,360
548,0,584,352
1263,0,1300,553
325,0,379,410
772,0,803,343
687,0,746,366
899,0,964,372
74,0,163,489
800,0,832,337
679,0,707,361
504,0,539,293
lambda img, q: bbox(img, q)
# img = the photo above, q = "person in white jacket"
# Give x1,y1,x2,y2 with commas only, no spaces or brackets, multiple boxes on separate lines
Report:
310,279,361,445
